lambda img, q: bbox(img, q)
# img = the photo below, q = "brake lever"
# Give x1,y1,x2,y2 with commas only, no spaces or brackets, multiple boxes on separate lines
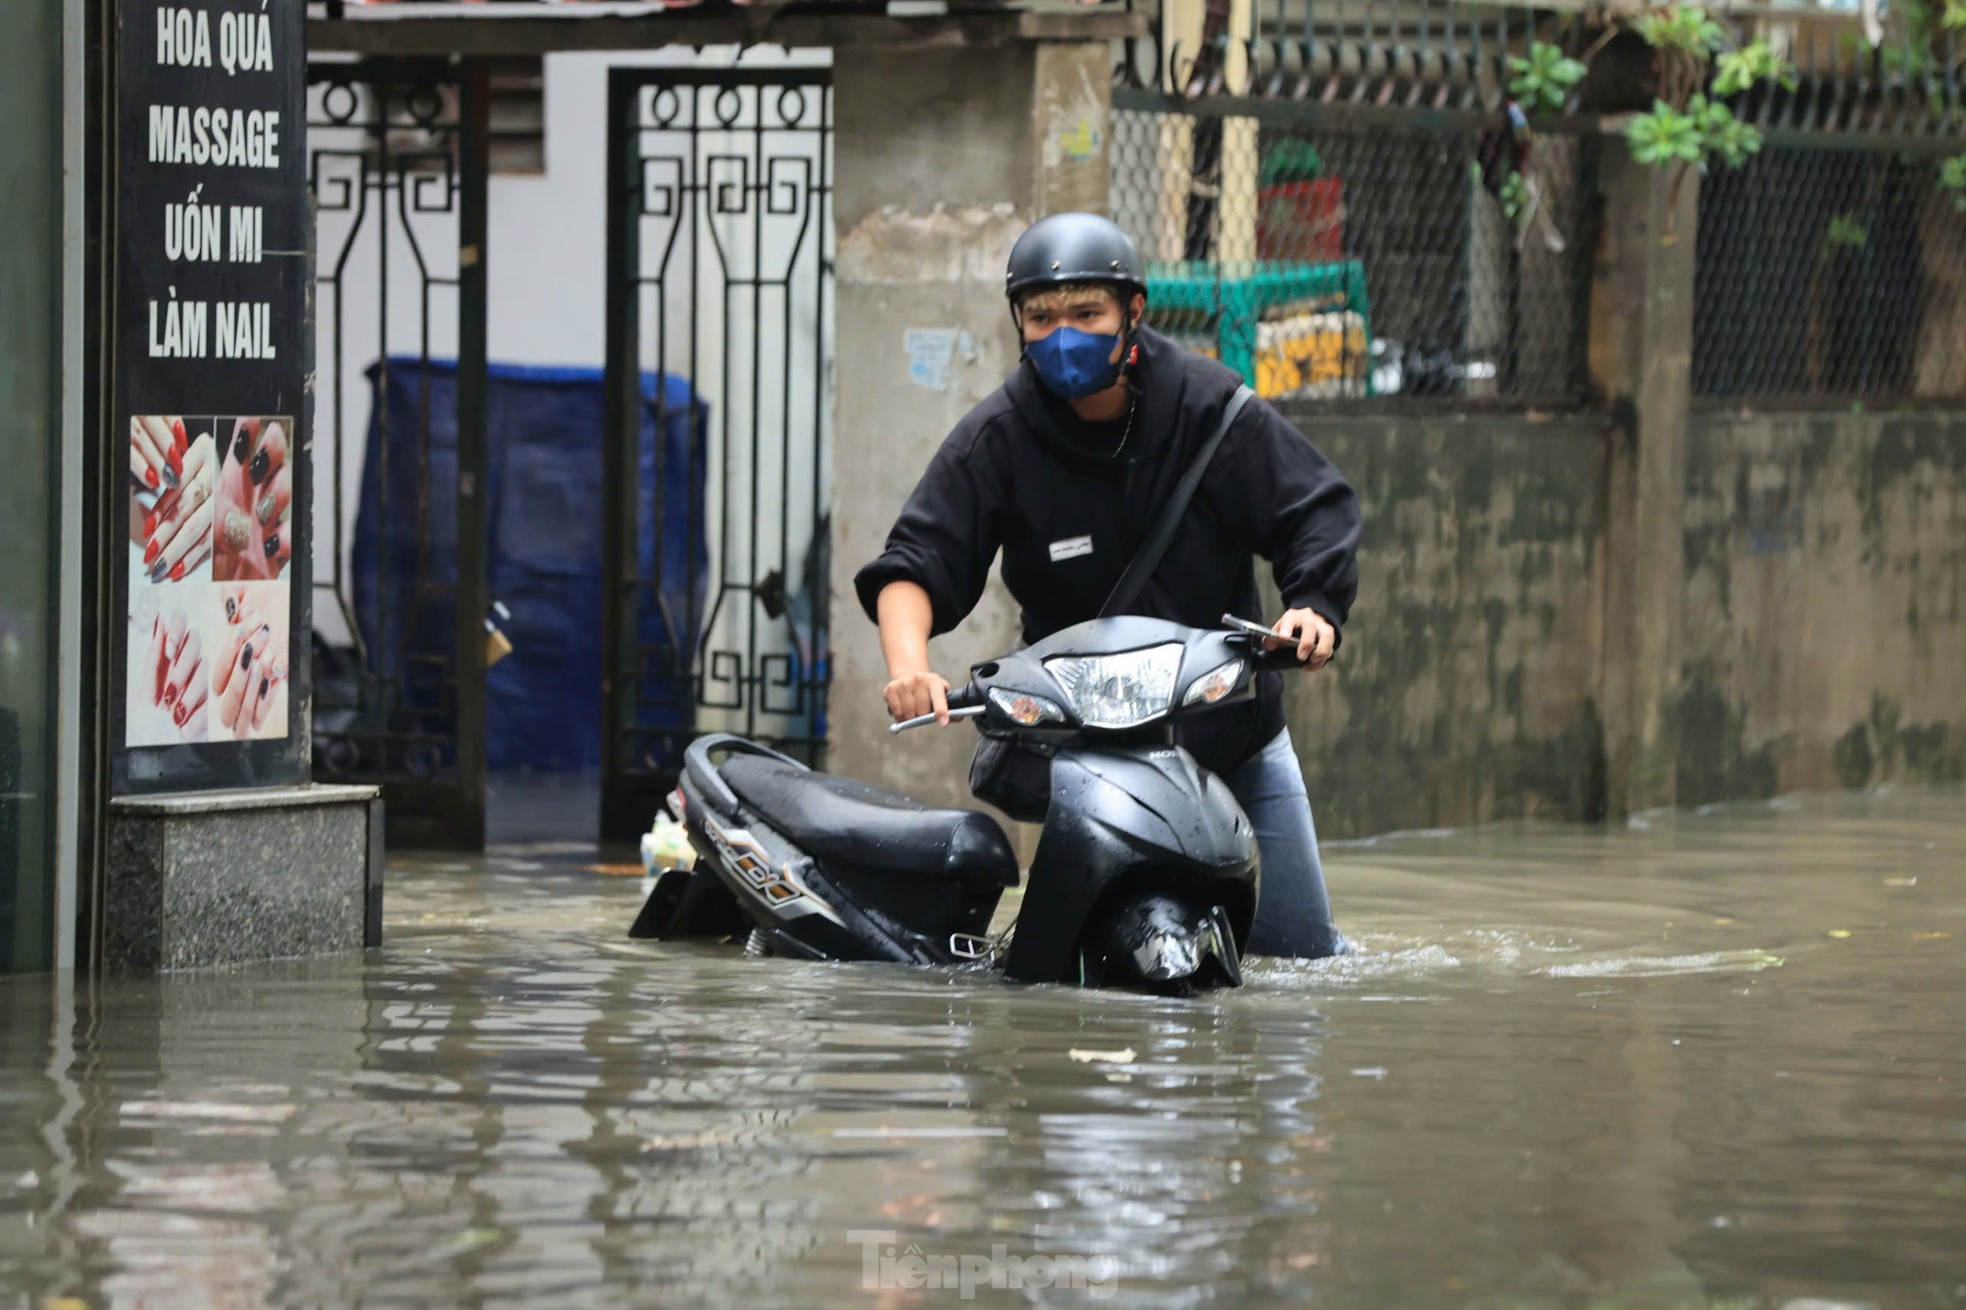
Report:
1225,630,1324,673
888,704,987,735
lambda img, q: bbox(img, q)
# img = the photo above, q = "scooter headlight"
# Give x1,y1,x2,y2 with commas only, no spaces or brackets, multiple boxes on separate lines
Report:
1042,643,1184,729
1182,658,1246,707
987,687,1066,726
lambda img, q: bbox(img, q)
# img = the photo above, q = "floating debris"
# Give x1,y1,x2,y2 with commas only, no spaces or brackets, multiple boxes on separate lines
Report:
1543,949,1785,979
1069,1047,1136,1064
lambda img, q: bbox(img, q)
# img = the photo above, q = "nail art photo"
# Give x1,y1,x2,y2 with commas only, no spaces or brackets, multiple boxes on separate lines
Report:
213,416,294,583
210,582,291,742
123,590,217,748
132,418,216,588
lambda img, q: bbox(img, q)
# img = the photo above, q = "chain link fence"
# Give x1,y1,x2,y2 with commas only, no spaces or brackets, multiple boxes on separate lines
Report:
1694,145,1966,403
1110,100,1592,407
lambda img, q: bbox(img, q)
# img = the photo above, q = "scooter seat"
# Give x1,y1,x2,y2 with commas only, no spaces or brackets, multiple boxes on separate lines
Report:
718,756,1019,887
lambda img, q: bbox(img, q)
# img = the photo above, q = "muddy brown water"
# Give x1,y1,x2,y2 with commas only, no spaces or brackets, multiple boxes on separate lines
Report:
2,785,1962,1309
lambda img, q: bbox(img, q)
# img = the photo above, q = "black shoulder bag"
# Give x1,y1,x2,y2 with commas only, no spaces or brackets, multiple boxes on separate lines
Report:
969,386,1256,821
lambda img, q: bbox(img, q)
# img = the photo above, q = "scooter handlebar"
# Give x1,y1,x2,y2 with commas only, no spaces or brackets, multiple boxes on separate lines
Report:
887,684,984,734
1221,613,1337,673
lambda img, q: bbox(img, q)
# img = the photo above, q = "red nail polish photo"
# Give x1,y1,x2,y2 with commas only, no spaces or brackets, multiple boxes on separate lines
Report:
144,540,161,565
168,447,183,475
169,562,185,582
171,418,188,451
144,466,159,489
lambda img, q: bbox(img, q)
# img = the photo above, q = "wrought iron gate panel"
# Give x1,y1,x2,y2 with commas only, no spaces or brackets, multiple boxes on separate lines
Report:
602,68,834,842
307,59,490,849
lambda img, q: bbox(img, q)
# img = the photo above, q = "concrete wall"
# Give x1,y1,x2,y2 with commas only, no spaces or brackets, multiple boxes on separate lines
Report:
1276,407,1966,837
1676,411,1966,806
823,394,1966,841
1275,412,1610,839
826,41,1111,814
1277,408,1966,837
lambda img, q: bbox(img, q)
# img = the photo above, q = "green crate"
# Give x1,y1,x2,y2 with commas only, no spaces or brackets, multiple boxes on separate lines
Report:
1146,259,1374,396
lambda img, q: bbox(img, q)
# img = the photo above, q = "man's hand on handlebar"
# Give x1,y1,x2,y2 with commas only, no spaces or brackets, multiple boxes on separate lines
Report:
1269,607,1337,671
884,669,953,726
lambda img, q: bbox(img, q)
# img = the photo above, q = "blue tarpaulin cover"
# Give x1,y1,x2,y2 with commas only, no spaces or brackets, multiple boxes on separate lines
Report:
351,358,707,773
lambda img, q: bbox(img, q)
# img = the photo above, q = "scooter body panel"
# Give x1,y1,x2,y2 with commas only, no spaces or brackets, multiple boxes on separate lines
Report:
1001,745,1259,984
672,752,1005,966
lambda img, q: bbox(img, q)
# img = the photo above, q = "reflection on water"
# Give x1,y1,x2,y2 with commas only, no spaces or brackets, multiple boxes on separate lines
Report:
2,786,1963,1309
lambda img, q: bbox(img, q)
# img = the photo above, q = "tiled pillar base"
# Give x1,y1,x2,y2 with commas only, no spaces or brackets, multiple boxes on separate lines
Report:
106,784,384,970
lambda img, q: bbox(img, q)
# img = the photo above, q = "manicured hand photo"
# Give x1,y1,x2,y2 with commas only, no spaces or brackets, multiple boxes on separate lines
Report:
213,417,293,582
140,607,208,741
128,414,185,493
212,582,289,740
139,429,216,583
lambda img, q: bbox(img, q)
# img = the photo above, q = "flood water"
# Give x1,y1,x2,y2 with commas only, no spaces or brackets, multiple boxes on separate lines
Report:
2,784,1962,1309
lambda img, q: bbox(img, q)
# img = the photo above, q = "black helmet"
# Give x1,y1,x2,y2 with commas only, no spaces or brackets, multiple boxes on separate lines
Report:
1005,213,1145,304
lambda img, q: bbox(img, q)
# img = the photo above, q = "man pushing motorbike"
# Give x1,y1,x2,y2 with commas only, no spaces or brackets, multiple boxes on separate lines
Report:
854,213,1362,959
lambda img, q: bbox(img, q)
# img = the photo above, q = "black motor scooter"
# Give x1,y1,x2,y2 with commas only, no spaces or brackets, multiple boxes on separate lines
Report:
630,615,1302,993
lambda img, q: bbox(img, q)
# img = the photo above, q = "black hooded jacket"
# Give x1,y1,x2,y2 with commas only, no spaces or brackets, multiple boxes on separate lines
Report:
854,325,1362,776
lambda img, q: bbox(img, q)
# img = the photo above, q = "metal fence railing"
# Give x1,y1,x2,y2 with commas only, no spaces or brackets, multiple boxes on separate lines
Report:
1694,143,1966,403
1111,0,1966,410
1111,97,1593,407
1136,0,1966,138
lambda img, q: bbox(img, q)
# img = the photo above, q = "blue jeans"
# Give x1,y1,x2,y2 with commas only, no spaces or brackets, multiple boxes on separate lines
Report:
1225,727,1347,958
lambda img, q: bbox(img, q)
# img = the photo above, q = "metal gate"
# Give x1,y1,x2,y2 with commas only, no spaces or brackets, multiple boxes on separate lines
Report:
601,68,834,842
307,59,491,849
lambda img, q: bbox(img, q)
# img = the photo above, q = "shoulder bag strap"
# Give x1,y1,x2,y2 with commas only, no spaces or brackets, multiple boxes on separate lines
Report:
1099,384,1254,618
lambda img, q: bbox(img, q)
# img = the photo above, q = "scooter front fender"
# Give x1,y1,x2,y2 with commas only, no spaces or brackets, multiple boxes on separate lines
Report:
1002,747,1258,984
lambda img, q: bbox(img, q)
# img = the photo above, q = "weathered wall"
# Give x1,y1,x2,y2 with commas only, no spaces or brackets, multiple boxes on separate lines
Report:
828,42,1111,815
1277,408,1966,837
1274,411,1610,839
1676,411,1966,806
825,394,1964,840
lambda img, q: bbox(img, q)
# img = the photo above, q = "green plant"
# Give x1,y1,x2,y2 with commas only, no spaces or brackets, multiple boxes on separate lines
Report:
1499,169,1530,223
1694,95,1765,167
1509,41,1589,113
1714,40,1798,96
1613,8,1792,221
1853,0,1966,81
1625,95,1763,169
1634,4,1727,57
1628,102,1703,164
1940,153,1966,209
1825,213,1869,248
1871,0,1939,80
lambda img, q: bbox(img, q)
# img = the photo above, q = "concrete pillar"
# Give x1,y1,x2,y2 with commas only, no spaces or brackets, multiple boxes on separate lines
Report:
100,0,383,969
1143,0,1202,262
104,785,384,968
1588,147,1699,819
1218,0,1258,265
828,40,1111,815
1466,177,1510,400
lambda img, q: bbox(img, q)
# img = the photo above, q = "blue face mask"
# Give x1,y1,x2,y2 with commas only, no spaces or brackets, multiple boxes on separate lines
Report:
1026,325,1127,400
